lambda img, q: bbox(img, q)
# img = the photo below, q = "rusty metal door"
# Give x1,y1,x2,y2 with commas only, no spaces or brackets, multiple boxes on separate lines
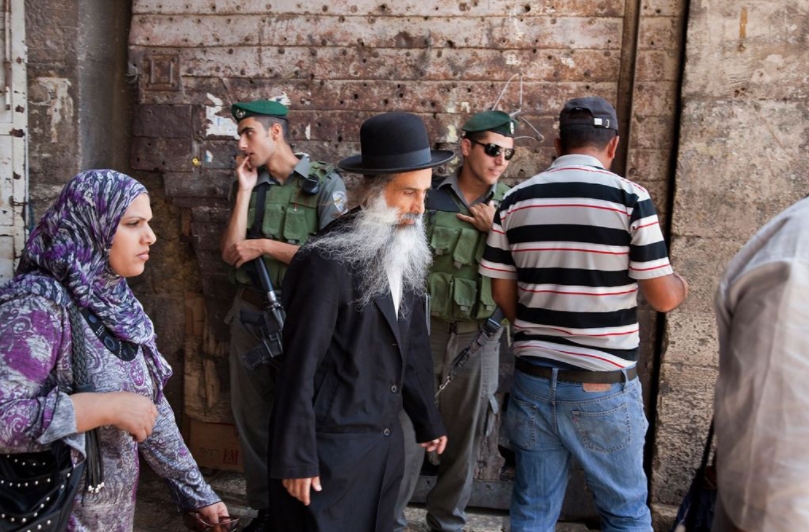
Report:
0,0,27,283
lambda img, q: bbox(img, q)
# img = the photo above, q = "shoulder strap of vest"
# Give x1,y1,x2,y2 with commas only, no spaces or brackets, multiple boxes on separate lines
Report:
426,179,462,213
493,181,510,204
308,160,339,180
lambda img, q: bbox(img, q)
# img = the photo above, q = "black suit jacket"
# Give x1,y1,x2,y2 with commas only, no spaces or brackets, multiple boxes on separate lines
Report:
269,213,445,481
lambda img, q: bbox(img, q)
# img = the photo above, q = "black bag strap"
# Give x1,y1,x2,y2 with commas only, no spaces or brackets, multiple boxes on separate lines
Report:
698,419,715,474
79,307,137,361
66,304,105,497
67,304,90,387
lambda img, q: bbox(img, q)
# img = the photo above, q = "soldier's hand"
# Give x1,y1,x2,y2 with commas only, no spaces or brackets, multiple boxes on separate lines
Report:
419,435,448,455
283,476,322,506
224,240,266,268
235,154,259,191
456,201,496,233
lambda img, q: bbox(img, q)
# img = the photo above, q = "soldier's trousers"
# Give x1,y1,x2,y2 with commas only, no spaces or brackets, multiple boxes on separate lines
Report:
226,291,277,510
394,318,502,532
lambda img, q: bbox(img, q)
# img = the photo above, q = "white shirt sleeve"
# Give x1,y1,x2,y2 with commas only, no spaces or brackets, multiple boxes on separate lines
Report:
479,213,517,280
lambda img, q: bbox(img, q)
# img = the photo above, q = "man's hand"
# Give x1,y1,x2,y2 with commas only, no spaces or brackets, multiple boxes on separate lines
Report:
223,239,266,269
419,435,448,455
456,201,496,232
235,154,259,191
282,476,322,506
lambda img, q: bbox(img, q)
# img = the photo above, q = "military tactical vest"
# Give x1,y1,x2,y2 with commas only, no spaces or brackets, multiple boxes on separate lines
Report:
229,161,336,288
425,180,510,322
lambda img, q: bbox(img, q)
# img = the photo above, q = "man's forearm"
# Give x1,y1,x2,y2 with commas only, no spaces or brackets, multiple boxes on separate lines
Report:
491,278,518,323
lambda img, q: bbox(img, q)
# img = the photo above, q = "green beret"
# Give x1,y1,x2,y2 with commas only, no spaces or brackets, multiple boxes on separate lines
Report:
231,100,289,121
462,110,518,137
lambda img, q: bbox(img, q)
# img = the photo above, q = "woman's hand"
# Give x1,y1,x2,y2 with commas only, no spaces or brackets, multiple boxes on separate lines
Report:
71,391,158,442
195,501,230,528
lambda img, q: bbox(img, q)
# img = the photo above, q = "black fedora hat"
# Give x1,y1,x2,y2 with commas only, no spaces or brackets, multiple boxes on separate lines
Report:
338,112,455,174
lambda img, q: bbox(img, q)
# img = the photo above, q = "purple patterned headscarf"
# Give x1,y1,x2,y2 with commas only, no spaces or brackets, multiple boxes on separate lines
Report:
0,170,154,345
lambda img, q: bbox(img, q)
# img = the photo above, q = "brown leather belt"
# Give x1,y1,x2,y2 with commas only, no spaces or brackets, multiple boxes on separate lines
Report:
515,357,636,384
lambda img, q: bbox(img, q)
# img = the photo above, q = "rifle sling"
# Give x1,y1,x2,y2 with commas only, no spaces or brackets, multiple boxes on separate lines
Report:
248,182,269,239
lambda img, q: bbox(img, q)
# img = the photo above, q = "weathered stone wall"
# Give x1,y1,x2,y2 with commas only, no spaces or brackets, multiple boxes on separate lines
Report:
26,0,809,526
23,0,195,411
127,0,684,385
126,0,688,518
651,0,809,525
26,0,136,211
25,0,81,211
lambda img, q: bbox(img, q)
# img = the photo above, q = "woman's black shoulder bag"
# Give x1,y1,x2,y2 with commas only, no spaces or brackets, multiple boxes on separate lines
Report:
0,305,90,532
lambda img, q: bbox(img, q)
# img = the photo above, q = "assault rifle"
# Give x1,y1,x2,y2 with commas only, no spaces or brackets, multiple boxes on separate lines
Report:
240,257,285,370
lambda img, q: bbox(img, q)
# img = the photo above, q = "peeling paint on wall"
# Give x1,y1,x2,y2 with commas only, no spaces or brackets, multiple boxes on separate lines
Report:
270,93,292,107
36,77,73,142
446,101,472,114
204,93,238,138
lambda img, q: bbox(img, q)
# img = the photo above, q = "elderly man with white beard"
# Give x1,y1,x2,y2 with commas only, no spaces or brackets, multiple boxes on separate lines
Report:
267,112,451,532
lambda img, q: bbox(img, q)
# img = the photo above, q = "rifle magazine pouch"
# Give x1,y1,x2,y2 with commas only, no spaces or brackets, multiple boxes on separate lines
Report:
430,226,459,257
474,276,497,320
282,208,308,244
428,273,453,318
452,277,477,320
261,204,284,239
452,228,479,269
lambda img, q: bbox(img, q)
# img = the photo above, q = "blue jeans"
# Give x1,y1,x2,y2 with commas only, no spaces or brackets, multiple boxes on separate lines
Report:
506,368,652,532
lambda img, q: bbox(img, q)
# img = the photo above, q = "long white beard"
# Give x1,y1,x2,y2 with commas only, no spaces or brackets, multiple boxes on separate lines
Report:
306,194,432,311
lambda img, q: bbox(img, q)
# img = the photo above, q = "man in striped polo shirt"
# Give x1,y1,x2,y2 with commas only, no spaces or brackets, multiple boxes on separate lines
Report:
480,96,688,532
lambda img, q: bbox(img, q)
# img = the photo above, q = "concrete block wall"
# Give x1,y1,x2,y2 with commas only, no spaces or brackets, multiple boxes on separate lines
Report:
652,0,809,522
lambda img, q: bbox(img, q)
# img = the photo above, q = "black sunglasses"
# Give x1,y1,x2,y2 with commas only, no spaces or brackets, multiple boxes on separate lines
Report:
468,138,515,161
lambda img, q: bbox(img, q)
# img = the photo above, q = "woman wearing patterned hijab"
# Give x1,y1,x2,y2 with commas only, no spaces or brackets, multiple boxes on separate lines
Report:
0,170,230,530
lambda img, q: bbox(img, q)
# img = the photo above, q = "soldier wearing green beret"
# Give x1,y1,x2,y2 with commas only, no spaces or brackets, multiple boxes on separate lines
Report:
394,110,517,532
221,99,347,532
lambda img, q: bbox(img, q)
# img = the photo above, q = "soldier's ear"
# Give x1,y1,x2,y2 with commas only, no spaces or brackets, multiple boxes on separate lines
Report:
270,122,283,141
460,137,472,157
